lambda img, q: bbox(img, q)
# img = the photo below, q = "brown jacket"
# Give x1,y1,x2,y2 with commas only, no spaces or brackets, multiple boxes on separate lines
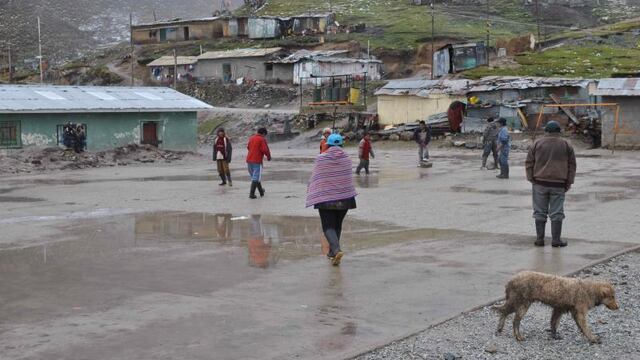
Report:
525,134,576,186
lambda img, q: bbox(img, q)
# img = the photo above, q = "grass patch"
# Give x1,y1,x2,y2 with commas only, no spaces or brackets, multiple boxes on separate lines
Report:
463,45,640,78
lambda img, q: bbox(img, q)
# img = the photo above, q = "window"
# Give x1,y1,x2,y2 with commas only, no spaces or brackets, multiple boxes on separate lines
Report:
57,123,87,150
0,121,20,147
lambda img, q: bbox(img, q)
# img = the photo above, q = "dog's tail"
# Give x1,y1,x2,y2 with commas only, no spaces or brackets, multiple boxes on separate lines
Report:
491,287,511,314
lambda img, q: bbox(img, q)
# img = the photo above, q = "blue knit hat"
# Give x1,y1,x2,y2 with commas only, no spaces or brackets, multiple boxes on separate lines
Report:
545,121,561,133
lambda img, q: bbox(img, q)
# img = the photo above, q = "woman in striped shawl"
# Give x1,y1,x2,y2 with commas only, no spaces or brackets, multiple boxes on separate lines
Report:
306,133,357,266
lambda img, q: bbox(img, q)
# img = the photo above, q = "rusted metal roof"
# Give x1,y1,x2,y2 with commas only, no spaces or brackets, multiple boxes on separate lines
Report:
147,56,198,67
0,85,213,114
591,78,640,96
197,48,283,60
375,78,473,97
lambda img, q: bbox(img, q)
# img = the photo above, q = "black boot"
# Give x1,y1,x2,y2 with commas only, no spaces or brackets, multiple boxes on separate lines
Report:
551,221,567,247
493,155,500,169
481,156,488,169
226,173,232,187
257,182,265,197
534,220,546,246
249,181,258,199
219,175,227,186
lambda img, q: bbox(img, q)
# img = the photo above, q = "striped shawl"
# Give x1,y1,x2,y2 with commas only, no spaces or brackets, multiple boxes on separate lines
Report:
306,146,357,208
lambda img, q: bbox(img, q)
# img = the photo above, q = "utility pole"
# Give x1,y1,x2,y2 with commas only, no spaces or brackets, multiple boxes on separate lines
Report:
486,0,490,66
173,48,178,89
130,13,135,85
535,0,541,52
37,16,43,83
7,44,12,84
430,1,435,80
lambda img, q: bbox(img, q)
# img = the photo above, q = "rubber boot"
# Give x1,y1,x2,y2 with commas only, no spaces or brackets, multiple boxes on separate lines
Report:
226,173,232,187
534,220,546,246
218,175,227,186
257,182,265,197
249,181,258,199
551,221,567,247
493,154,500,169
481,155,488,169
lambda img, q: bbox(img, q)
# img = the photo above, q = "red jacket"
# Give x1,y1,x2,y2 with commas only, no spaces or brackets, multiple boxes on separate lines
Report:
246,134,271,164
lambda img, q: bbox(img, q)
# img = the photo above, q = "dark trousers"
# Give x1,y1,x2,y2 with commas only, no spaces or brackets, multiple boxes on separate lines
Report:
356,159,370,174
318,209,348,257
482,140,498,168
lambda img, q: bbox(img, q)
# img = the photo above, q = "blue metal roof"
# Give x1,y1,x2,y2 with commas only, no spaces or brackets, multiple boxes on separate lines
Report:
0,85,213,114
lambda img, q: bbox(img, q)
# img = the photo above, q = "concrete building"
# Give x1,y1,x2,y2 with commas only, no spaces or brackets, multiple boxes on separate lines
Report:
375,79,471,125
0,85,212,151
147,56,198,84
591,78,640,148
132,17,225,44
195,48,284,82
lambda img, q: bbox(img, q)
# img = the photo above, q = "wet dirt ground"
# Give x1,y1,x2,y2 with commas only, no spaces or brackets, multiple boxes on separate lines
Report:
1,146,640,360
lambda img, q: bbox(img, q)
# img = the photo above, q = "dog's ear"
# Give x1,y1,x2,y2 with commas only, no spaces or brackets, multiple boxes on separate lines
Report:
599,283,614,299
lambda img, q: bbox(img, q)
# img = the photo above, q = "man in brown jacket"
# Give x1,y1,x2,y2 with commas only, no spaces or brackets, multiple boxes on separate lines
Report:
525,121,576,247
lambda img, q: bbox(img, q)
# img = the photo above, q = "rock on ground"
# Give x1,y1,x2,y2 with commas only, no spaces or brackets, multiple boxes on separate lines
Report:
356,251,640,360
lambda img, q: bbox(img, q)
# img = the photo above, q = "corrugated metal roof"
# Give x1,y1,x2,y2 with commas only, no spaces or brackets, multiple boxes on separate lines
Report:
468,76,591,92
133,16,222,29
270,50,349,64
0,85,213,114
147,56,198,67
591,78,640,96
375,78,472,97
197,47,282,60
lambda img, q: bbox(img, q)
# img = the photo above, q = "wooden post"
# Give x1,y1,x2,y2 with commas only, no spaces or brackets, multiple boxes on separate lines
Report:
37,17,43,83
612,105,620,154
130,13,135,86
430,1,435,80
173,49,178,89
7,44,12,84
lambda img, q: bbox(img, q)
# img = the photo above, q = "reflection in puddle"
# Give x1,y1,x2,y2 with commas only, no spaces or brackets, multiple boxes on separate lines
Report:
0,196,45,203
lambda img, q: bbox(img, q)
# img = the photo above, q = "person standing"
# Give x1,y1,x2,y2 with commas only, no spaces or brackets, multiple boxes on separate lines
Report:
320,127,332,154
414,120,432,165
355,132,375,175
246,128,271,199
496,118,511,179
306,134,357,266
526,121,576,248
481,117,500,170
213,128,233,186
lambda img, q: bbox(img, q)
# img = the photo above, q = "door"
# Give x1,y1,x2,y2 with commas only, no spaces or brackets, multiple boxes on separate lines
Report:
184,26,190,40
159,28,167,42
222,63,232,82
142,122,159,146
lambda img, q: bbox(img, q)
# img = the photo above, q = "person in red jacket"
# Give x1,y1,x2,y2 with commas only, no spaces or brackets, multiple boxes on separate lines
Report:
355,132,375,175
246,127,272,199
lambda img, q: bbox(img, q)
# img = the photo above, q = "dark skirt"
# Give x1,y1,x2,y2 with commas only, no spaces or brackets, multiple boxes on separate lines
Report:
314,197,357,210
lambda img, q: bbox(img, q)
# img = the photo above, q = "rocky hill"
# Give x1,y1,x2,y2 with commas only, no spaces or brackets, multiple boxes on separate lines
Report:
0,0,243,64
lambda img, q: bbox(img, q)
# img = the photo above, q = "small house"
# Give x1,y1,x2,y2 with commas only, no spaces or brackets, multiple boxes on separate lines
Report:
272,51,382,85
147,56,198,83
375,79,471,125
268,50,349,83
222,17,249,37
132,17,225,44
195,48,284,82
590,78,640,148
0,85,212,151
433,42,488,78
248,17,284,39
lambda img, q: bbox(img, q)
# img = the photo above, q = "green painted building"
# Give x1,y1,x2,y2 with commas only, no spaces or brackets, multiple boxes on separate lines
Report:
0,85,212,151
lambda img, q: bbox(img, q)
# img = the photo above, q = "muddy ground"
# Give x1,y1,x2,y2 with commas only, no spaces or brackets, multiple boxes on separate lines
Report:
1,146,639,360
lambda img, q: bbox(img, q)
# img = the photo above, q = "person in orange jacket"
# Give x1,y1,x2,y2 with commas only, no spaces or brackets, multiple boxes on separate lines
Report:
246,128,271,199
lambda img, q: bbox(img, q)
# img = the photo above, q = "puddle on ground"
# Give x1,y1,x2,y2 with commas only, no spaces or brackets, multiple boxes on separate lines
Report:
449,186,531,196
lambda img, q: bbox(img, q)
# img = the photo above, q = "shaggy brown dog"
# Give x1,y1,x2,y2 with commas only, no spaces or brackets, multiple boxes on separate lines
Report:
494,271,619,343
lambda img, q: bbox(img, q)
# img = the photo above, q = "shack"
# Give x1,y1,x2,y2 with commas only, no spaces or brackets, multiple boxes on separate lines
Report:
147,56,198,83
132,17,225,44
277,52,382,85
0,85,212,151
375,79,471,125
195,48,284,82
291,13,336,35
433,42,488,78
268,50,349,83
591,78,640,148
222,17,249,37
248,17,286,39
465,76,592,131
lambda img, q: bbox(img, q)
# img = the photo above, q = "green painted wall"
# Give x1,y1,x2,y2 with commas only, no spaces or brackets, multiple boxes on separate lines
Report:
0,112,197,151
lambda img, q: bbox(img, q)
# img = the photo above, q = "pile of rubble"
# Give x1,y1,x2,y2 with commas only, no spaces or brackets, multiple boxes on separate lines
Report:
0,144,195,175
178,80,297,108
